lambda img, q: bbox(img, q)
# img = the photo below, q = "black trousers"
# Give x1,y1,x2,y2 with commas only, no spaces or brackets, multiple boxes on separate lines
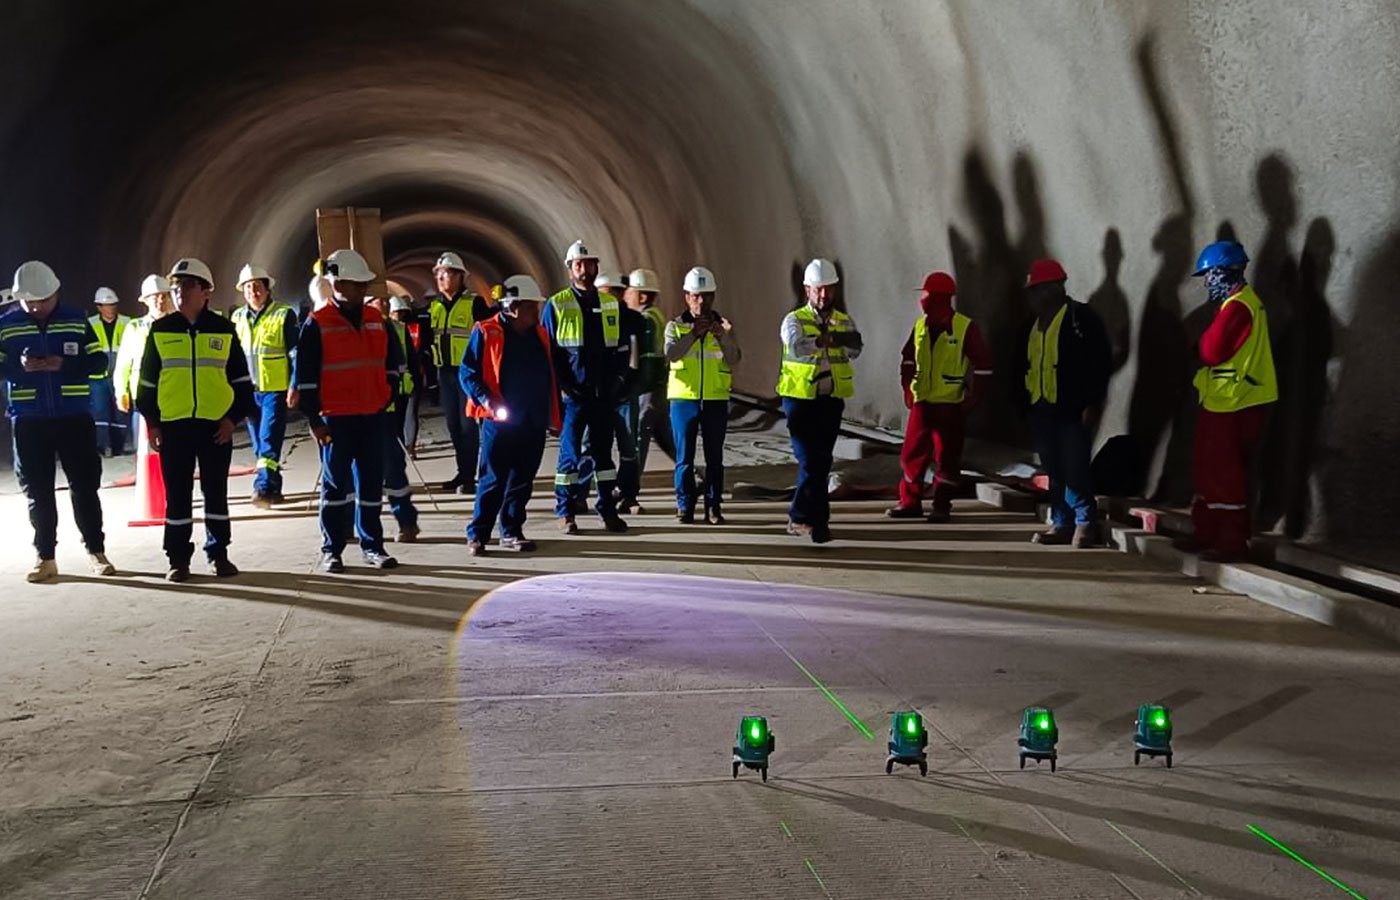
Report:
12,415,105,559
158,419,233,566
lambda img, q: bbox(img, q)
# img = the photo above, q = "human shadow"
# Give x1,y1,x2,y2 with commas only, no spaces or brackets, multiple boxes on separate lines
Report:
1086,228,1131,377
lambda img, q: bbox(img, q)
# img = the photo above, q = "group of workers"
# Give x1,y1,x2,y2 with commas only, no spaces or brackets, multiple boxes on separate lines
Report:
1,233,1275,583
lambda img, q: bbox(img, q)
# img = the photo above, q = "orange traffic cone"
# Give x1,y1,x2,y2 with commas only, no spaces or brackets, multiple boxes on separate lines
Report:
128,417,166,527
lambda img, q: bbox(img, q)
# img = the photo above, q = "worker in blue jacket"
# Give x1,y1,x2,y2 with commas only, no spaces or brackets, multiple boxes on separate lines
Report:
1,261,116,582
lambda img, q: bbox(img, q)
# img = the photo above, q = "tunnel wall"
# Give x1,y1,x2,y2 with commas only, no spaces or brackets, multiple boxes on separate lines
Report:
2,0,1397,549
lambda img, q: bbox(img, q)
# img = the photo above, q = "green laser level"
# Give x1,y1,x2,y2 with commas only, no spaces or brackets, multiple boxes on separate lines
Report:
1018,707,1059,771
1133,704,1173,767
733,715,775,781
886,710,928,776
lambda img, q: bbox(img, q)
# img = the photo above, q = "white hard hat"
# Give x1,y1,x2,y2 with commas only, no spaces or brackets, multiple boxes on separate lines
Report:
595,272,623,290
94,286,120,305
140,274,171,298
564,240,598,265
803,258,840,287
390,295,411,313
236,263,276,290
168,257,216,290
434,252,467,274
308,274,334,309
627,268,660,293
324,248,376,283
12,260,61,301
499,274,544,305
682,266,717,293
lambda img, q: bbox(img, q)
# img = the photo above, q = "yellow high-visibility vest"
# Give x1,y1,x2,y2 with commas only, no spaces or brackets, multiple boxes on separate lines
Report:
1194,286,1277,412
88,314,130,378
153,330,235,421
428,292,479,368
548,289,620,349
666,320,732,401
386,320,413,412
1025,305,1067,404
776,305,855,400
911,313,971,404
231,302,294,392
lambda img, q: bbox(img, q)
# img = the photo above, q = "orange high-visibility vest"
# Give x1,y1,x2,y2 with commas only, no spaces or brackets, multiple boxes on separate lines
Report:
311,303,391,416
464,317,560,430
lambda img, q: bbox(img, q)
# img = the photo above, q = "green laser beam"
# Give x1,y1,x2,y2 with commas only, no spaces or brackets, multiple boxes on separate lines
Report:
777,645,875,741
779,820,792,838
804,857,830,896
1248,824,1370,900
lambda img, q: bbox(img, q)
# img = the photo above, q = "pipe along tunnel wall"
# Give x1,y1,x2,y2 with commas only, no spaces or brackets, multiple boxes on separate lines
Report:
1,0,1398,550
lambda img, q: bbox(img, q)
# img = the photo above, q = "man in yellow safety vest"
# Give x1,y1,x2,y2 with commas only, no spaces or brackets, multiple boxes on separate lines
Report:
89,286,130,455
426,251,491,493
231,263,298,507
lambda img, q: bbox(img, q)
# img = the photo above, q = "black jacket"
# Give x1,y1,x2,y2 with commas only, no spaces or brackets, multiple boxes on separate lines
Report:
136,309,253,426
1021,300,1111,416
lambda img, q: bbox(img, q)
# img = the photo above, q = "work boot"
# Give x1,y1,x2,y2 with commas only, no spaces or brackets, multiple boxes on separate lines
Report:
166,564,191,583
925,508,951,524
457,481,475,496
600,515,629,534
811,524,833,544
706,507,726,526
499,535,536,553
677,508,695,524
363,549,398,569
321,552,345,574
616,498,635,515
1030,527,1074,545
884,504,922,519
250,491,273,510
441,475,464,493
558,516,579,535
397,523,421,544
88,552,117,576
208,557,239,578
27,558,58,583
267,490,286,505
467,540,486,557
1071,524,1102,549
786,520,812,538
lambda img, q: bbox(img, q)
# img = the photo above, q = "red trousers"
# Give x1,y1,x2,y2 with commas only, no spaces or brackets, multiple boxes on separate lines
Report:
897,402,967,511
1191,406,1268,555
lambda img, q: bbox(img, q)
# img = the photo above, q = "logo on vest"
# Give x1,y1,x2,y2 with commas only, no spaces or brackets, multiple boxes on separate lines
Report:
209,337,225,351
63,342,79,356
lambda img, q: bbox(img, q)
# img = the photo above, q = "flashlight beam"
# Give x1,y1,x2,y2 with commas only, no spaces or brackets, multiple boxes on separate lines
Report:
1248,824,1370,900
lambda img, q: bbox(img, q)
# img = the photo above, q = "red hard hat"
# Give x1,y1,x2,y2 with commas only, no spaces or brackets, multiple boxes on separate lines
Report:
920,272,957,295
1026,258,1068,288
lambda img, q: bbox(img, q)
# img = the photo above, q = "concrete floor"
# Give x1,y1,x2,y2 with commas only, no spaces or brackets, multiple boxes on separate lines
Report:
2,417,1399,899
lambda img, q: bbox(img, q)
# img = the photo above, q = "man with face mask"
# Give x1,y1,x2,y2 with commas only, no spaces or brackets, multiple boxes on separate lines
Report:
543,240,631,534
137,258,253,582
426,252,492,494
293,249,403,573
2,261,115,581
1021,259,1112,548
887,272,994,523
777,258,863,544
461,275,560,554
1188,241,1276,562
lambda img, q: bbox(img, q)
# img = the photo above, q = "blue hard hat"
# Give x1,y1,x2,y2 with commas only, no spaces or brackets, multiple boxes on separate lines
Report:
1192,241,1249,276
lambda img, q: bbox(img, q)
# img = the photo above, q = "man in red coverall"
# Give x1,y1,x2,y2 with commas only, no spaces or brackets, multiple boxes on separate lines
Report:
886,272,994,523
1188,241,1277,561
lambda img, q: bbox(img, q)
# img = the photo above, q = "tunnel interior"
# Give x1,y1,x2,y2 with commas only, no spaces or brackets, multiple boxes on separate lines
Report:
3,0,1399,550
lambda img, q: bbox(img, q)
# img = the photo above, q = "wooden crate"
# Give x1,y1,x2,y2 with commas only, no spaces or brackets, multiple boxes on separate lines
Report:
315,207,389,297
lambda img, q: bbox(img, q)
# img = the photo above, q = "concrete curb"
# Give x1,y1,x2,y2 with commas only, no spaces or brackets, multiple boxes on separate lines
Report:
1108,526,1400,647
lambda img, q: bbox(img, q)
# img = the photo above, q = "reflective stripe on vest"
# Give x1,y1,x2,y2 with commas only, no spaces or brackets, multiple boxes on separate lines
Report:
153,330,235,421
776,305,855,400
429,293,478,368
464,317,560,428
88,314,129,378
1025,305,1067,405
232,303,293,392
1193,286,1278,413
548,289,620,349
311,304,390,416
911,313,971,404
666,321,732,401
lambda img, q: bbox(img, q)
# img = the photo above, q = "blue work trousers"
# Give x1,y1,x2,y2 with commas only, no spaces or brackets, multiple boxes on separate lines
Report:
556,398,618,518
670,399,728,512
470,419,547,542
783,396,843,527
247,390,287,494
319,414,387,555
1028,405,1097,529
384,405,418,529
90,377,127,454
